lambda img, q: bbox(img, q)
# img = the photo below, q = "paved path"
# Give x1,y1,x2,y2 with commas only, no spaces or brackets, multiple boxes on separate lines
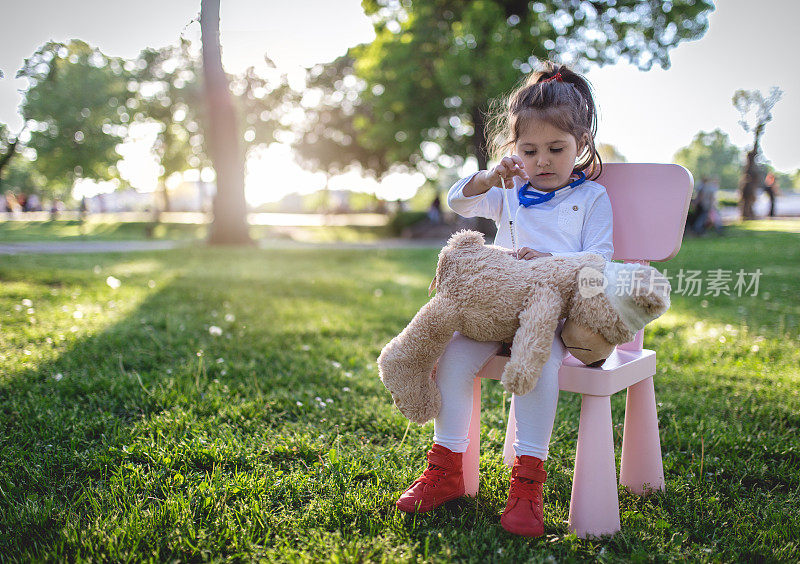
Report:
0,238,449,255
0,240,182,255
258,238,447,250
719,193,800,222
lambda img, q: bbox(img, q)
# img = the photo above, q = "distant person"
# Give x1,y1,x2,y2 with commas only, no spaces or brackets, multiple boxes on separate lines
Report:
427,195,442,224
17,193,28,212
5,191,20,215
763,173,780,218
692,177,719,235
27,193,41,212
49,199,63,221
79,197,88,221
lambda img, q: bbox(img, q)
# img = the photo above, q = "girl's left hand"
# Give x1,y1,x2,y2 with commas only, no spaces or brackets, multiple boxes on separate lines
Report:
516,247,552,260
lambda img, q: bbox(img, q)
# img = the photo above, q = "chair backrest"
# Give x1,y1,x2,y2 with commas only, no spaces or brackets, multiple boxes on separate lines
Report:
596,163,693,262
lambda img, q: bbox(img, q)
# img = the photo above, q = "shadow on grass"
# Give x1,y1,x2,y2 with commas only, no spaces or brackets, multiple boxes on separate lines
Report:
0,245,439,559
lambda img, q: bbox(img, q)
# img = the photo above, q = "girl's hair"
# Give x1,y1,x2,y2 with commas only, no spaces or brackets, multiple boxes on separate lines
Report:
486,61,602,179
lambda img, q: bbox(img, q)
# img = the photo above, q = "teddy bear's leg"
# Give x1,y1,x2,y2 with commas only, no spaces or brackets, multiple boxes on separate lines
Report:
378,296,459,424
501,287,563,396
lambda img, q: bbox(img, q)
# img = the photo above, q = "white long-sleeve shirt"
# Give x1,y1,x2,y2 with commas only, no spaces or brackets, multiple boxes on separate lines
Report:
447,171,614,261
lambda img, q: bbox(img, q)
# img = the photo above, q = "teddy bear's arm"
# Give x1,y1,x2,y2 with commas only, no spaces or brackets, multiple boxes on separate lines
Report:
501,286,563,396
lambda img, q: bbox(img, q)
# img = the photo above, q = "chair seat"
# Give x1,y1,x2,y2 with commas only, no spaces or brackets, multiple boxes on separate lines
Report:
477,348,657,397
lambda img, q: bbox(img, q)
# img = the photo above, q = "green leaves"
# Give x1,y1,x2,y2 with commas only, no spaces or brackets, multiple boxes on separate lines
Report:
301,0,715,181
673,129,741,192
18,40,133,199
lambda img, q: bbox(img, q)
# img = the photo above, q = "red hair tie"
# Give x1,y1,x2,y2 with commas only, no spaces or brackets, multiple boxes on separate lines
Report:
541,72,563,83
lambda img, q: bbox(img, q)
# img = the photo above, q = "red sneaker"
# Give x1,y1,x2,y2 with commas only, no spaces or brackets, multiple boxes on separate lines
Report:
396,444,465,513
500,455,547,537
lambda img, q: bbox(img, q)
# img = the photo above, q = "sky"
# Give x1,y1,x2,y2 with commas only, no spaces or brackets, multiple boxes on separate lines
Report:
1,0,798,203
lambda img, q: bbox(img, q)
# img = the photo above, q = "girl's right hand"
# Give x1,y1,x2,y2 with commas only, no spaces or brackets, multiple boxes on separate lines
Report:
485,155,529,189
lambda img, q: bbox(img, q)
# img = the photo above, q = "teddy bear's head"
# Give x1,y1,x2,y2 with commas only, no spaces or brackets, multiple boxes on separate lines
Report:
562,261,671,365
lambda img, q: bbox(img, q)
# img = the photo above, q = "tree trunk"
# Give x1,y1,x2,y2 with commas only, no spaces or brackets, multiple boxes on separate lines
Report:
200,0,252,245
0,137,19,189
739,124,763,221
160,179,171,214
471,103,489,171
470,103,497,238
150,178,171,224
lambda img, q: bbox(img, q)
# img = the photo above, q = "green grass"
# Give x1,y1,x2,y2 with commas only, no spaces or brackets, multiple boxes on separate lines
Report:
0,222,798,561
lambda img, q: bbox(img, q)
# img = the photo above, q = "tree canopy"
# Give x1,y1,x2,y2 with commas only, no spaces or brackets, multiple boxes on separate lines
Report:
296,0,715,182
17,40,133,199
132,39,209,211
673,129,740,192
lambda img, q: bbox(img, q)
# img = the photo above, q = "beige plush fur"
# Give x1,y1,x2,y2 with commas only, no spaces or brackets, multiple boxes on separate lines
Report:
378,230,670,424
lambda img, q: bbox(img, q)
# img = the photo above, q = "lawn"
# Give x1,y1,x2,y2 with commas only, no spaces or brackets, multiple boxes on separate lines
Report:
0,221,798,561
0,218,390,244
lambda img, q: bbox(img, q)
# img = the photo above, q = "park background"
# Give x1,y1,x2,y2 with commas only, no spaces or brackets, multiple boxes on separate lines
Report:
1,0,799,561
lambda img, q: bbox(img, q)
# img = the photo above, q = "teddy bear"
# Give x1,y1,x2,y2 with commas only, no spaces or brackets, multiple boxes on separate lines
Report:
378,230,671,424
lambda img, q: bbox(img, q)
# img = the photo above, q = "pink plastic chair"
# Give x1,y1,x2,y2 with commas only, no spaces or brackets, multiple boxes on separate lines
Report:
465,163,693,538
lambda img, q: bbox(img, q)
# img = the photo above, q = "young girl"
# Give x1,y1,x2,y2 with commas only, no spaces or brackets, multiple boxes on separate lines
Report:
395,62,614,537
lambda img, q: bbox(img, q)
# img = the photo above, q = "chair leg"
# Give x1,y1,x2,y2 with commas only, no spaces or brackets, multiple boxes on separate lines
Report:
620,376,665,494
569,394,620,538
503,395,516,468
463,377,482,497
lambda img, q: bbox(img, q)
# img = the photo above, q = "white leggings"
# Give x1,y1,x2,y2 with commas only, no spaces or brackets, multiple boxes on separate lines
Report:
432,323,565,460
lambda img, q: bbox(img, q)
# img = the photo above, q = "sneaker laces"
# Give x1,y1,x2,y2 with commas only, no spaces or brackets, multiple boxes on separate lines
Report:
418,464,448,487
509,474,543,504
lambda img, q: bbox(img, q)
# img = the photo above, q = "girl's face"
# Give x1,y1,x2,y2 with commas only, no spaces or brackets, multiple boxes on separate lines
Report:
514,117,584,192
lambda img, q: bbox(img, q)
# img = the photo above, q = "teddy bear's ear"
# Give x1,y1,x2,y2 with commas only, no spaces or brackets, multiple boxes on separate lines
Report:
446,229,484,249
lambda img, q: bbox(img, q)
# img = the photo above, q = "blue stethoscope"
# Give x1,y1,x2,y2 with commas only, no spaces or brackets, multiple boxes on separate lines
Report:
501,170,587,254
517,171,586,207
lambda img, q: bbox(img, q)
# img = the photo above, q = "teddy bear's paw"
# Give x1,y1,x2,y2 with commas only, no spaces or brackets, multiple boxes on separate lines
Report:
391,378,442,424
501,366,537,396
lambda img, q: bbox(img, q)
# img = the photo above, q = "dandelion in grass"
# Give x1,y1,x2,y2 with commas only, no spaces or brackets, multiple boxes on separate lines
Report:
216,358,225,364
342,387,351,392
344,371,353,378
301,345,311,351
296,401,303,407
22,299,33,307
53,373,63,381
331,361,342,369
13,304,21,311
148,280,156,289
27,308,35,315
225,313,235,322
73,311,83,319
209,325,223,336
